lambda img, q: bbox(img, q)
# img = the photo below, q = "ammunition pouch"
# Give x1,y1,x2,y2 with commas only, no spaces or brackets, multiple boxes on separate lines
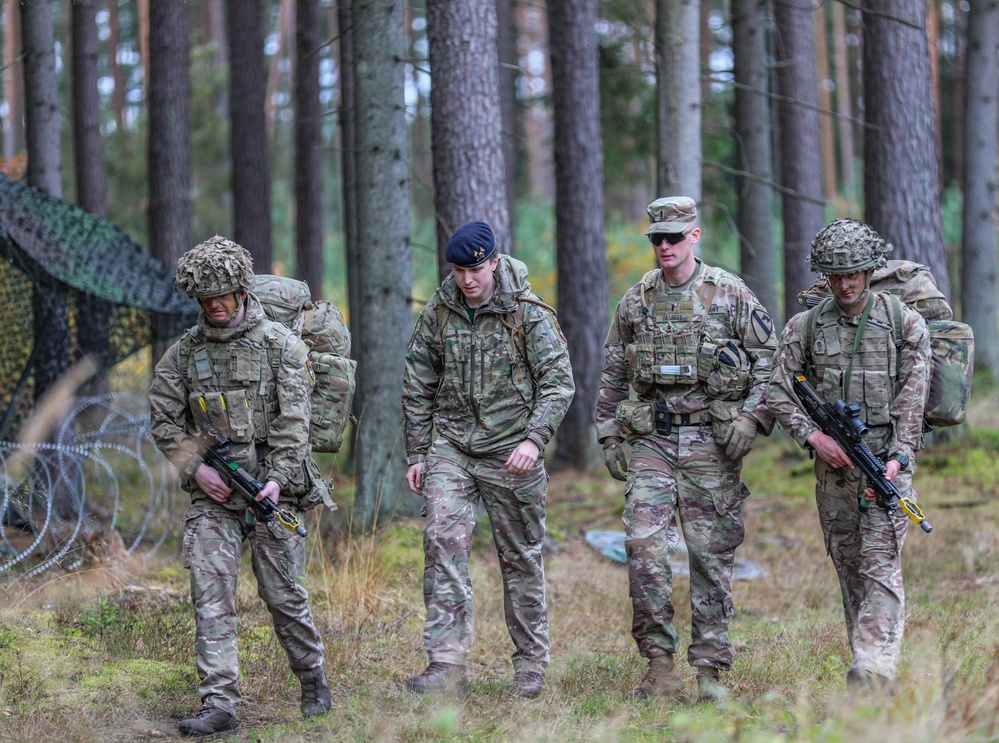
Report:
703,340,752,401
615,401,655,436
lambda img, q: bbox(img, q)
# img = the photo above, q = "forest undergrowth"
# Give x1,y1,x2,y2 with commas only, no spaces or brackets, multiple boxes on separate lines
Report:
1,384,998,742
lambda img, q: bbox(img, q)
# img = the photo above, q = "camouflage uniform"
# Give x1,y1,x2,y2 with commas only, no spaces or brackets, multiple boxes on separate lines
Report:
403,253,574,675
596,256,776,671
766,219,931,682
149,239,326,716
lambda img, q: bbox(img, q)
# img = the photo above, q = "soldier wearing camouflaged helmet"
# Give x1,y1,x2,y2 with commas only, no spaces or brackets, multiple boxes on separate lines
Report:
149,236,332,734
767,218,930,695
596,196,777,702
402,221,574,699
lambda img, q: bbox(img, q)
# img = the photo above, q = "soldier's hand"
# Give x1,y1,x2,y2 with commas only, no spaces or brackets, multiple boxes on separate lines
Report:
506,440,540,475
806,430,853,469
257,480,280,505
723,414,758,460
603,438,629,482
406,463,424,496
195,463,232,503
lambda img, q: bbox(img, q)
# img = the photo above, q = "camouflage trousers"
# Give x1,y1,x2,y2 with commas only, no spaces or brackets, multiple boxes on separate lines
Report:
815,459,910,680
181,499,325,714
623,424,749,671
420,438,550,674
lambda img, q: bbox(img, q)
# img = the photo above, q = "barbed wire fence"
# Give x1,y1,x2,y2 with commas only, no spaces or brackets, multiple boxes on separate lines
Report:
0,393,182,581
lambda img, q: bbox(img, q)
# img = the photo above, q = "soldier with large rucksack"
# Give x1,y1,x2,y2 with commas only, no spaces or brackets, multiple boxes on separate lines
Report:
148,236,336,734
767,219,937,696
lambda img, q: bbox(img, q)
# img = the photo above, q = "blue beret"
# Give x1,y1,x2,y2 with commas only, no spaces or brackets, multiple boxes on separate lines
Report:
445,221,496,267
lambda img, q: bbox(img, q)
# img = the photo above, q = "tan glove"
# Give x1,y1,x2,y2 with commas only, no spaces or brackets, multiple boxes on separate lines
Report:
602,438,629,482
723,414,758,460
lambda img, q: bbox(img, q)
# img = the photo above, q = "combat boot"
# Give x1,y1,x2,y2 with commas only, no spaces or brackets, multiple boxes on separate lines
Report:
625,654,685,701
507,670,545,698
408,662,469,695
178,705,236,736
696,666,729,701
846,668,897,698
299,666,333,717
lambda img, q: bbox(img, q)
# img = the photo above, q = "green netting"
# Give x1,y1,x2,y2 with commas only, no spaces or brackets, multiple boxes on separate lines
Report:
0,173,198,438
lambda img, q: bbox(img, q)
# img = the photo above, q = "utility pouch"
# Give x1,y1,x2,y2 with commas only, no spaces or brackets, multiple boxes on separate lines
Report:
704,340,752,400
708,398,742,446
615,400,655,436
654,403,673,436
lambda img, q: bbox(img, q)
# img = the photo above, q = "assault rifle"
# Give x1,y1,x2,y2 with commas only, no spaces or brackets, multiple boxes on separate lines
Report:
194,420,307,537
791,375,932,534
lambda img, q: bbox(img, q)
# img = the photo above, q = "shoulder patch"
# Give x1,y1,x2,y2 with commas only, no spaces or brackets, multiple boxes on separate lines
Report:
749,308,774,346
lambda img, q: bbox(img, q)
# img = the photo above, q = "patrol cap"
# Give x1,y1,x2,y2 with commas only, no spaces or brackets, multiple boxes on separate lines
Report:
445,221,496,267
645,196,697,235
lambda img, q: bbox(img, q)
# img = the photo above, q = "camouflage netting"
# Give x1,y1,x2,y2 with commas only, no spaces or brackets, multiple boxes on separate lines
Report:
0,173,197,438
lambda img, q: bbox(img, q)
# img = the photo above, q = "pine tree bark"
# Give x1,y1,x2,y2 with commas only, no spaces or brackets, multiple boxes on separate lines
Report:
148,0,193,360
228,0,273,271
548,0,607,470
773,0,824,322
294,0,324,296
960,0,999,378
3,1,24,160
353,0,417,527
732,0,778,317
426,0,510,281
862,0,950,294
496,0,519,251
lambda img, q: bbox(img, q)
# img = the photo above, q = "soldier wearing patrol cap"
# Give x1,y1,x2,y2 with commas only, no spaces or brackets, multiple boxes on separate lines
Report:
767,218,930,694
149,236,331,734
596,196,776,701
403,221,575,698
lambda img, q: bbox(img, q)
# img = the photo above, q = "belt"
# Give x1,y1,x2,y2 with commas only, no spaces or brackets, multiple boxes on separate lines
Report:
654,403,709,435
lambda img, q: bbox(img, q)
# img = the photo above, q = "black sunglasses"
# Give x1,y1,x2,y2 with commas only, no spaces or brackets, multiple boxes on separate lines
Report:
649,232,687,246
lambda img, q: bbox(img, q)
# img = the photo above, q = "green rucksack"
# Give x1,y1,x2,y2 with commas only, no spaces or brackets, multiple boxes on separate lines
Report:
800,262,974,429
250,275,355,453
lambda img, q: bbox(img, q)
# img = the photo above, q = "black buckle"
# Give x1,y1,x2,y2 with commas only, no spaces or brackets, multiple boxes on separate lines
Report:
654,403,671,436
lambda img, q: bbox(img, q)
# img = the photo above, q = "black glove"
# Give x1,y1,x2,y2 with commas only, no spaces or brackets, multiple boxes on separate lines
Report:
603,438,629,482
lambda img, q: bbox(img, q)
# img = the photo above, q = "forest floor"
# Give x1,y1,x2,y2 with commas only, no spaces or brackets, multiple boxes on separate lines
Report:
2,383,999,742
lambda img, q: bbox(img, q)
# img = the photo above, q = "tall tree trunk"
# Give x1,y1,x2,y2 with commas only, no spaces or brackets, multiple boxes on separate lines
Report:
107,0,126,136
548,0,607,470
353,0,417,527
148,0,192,362
773,0,824,322
732,0,778,317
338,0,361,464
71,0,111,397
496,0,518,251
960,0,999,379
266,0,293,140
831,2,856,204
426,0,510,281
655,0,702,205
138,0,150,101
22,0,68,402
862,0,949,295
812,3,837,202
520,3,555,202
951,4,967,188
3,1,24,160
294,0,324,296
228,0,273,271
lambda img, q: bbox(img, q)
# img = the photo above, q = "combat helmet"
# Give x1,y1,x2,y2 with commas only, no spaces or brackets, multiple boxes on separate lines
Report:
808,218,892,274
174,235,254,298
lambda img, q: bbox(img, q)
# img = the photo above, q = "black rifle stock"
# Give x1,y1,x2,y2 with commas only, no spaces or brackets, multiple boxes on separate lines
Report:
194,420,307,537
791,375,932,534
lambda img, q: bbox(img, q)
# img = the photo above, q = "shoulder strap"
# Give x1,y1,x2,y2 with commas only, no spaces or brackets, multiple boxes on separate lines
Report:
803,295,833,374
501,296,554,360
883,292,904,350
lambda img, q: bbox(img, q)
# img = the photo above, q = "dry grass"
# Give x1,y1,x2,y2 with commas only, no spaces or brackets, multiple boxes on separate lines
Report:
2,394,999,741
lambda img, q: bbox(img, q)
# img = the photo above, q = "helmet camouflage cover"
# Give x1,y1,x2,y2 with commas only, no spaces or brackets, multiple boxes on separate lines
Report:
808,218,893,274
174,235,255,298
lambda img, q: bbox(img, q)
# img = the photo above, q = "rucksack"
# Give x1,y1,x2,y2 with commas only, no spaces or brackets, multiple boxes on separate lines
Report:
251,275,356,453
800,261,974,429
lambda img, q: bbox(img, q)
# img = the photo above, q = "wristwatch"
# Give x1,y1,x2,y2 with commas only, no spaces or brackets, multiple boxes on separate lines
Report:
887,452,910,471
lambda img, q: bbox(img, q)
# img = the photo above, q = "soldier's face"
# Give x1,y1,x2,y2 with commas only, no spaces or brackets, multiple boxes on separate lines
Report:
827,270,872,312
651,227,699,273
199,291,241,325
453,256,500,307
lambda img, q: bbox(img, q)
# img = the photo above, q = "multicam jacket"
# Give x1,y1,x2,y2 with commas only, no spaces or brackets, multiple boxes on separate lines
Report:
596,259,776,442
403,254,575,462
767,293,930,462
149,294,313,507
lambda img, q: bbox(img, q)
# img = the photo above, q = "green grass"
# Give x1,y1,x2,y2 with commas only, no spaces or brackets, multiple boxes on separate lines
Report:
2,405,999,740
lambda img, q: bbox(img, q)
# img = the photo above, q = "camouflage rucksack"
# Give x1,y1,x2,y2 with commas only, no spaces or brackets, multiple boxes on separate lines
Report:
800,261,974,429
251,275,356,453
